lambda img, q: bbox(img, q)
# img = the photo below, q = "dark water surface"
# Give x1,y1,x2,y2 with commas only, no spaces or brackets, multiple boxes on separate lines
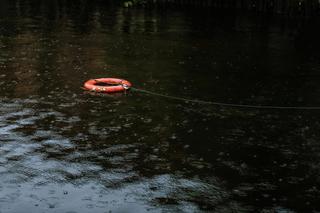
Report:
1,1,320,212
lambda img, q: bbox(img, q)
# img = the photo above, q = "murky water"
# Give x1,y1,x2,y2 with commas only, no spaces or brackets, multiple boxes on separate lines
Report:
1,1,320,212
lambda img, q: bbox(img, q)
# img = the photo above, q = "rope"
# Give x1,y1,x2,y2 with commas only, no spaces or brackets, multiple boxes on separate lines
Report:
131,87,320,110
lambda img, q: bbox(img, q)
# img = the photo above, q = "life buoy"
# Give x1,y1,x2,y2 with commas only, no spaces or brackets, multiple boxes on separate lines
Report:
83,78,132,93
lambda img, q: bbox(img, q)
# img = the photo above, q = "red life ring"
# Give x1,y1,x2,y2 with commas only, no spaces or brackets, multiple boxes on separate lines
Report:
83,78,132,93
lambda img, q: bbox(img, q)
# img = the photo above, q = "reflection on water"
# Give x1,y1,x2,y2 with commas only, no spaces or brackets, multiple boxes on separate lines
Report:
0,0,320,212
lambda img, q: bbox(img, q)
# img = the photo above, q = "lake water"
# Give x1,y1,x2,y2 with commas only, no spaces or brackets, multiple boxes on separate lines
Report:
0,0,320,212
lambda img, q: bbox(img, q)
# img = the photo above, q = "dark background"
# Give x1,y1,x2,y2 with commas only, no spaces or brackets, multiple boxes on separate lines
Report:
0,0,320,212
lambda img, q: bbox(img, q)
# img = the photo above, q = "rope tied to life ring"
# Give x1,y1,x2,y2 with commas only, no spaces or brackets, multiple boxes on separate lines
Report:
83,78,320,110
